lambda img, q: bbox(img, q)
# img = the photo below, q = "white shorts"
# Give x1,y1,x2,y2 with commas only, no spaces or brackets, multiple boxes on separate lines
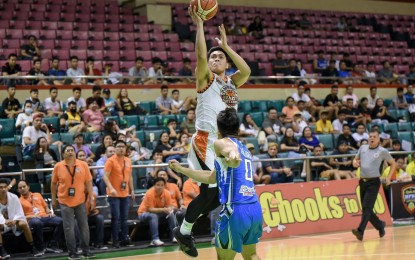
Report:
187,130,217,187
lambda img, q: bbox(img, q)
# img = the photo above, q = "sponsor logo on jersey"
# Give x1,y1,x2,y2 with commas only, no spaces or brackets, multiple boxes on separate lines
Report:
239,185,255,196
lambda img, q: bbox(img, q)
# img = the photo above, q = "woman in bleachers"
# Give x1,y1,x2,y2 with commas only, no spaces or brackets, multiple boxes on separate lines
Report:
371,98,397,123
299,126,325,152
357,97,373,124
173,133,191,159
116,88,137,116
279,127,307,177
155,131,187,163
33,136,58,169
239,113,260,138
94,134,114,162
103,119,120,141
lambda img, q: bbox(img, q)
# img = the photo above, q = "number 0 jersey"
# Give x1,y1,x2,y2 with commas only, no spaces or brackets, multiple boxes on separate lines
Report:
214,138,258,207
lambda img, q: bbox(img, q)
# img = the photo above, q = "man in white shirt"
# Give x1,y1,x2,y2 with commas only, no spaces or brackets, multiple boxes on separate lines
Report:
332,109,348,134
155,85,178,115
342,85,359,108
363,61,377,84
147,57,163,84
22,113,51,156
291,84,316,117
352,123,369,147
43,87,63,117
67,87,87,113
366,86,379,110
15,100,34,132
66,56,86,85
171,89,196,112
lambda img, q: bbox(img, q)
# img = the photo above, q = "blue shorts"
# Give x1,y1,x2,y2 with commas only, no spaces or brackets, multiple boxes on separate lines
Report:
214,201,263,253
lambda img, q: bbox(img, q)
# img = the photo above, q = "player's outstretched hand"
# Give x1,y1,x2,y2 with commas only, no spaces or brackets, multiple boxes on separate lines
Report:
168,159,182,173
215,24,228,49
188,5,203,25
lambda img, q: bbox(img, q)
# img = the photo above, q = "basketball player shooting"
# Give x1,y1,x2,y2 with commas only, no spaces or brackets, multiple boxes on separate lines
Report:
172,2,252,258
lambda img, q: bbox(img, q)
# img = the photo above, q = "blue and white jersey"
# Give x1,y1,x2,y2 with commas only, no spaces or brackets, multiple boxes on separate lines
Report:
214,138,258,209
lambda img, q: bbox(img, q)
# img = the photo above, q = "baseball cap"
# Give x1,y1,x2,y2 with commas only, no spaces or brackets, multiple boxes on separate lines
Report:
32,113,43,121
246,143,255,150
103,88,111,94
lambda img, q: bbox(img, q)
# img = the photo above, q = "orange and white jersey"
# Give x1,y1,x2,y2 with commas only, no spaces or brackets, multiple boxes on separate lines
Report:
195,73,238,137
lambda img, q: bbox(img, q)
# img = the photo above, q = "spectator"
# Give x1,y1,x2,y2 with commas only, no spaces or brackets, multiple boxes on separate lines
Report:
156,85,179,115
332,109,348,134
304,87,322,114
296,100,314,123
178,57,193,77
341,53,353,71
0,179,42,258
51,145,95,260
1,84,22,119
66,56,86,85
18,180,64,253
363,61,377,84
292,111,309,135
378,61,398,84
273,50,288,75
286,13,299,29
147,57,163,84
342,85,359,108
239,113,260,138
84,192,107,250
316,110,333,134
390,87,408,110
102,88,118,116
20,35,41,60
47,56,67,85
59,101,87,134
382,157,411,183
103,63,123,85
182,178,200,207
321,60,339,84
344,98,367,126
391,140,407,164
82,100,104,132
85,56,104,85
404,84,414,104
405,152,415,176
352,124,369,146
262,107,286,145
313,50,328,73
337,124,358,150
298,13,313,30
279,127,307,177
1,54,22,86
372,98,397,123
229,18,248,35
72,133,95,163
116,88,138,116
407,65,415,85
103,140,135,248
246,143,270,184
86,86,106,114
281,97,299,125
350,64,365,84
67,87,87,113
323,85,341,119
24,88,44,115
16,100,34,133
166,118,180,144
297,60,316,85
33,136,58,169
146,149,168,188
337,61,351,83
336,16,348,31
155,132,186,164
291,84,316,116
329,52,340,70
128,57,148,84
262,143,293,184
180,108,196,136
95,145,115,195
299,126,324,152
357,97,372,124
284,59,301,84
366,86,379,110
157,169,184,211
137,177,176,246
329,141,356,179
310,146,342,181
247,16,264,39
28,59,49,85
171,89,196,113
95,134,115,161
22,113,52,156
44,87,63,117
103,119,121,141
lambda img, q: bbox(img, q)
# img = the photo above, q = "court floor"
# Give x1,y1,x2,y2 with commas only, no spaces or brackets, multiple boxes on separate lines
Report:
110,225,415,260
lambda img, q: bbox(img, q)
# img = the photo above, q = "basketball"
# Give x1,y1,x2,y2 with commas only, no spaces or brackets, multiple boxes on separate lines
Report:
190,0,218,20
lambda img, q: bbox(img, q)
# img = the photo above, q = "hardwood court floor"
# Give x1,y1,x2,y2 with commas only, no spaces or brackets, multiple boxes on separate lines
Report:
110,225,415,260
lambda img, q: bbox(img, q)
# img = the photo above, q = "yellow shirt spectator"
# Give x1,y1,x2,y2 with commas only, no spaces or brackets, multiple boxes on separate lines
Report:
405,161,415,175
316,119,333,134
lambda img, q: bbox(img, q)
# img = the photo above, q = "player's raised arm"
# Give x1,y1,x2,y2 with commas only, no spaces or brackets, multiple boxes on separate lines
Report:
189,5,210,90
214,138,241,168
216,24,251,87
168,159,216,184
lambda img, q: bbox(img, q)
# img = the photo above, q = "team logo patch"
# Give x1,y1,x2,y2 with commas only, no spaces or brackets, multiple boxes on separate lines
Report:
220,85,238,107
401,185,415,214
239,185,255,196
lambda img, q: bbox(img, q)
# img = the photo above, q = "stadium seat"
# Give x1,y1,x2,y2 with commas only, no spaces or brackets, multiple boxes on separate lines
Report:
136,130,145,145
60,133,74,145
123,115,140,129
143,115,159,129
251,100,269,112
145,129,163,143
238,101,252,113
398,122,412,132
317,134,334,150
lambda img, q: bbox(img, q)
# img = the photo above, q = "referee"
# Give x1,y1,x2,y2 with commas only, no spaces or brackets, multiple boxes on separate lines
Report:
352,128,396,241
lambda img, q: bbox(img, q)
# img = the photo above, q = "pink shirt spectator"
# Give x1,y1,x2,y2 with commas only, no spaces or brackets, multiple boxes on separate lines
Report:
82,109,104,131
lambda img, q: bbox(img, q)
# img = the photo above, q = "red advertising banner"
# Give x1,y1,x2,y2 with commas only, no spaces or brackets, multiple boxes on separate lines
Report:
256,179,392,239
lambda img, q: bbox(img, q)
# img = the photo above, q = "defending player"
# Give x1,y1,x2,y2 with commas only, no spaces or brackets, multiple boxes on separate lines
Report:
170,108,262,260
172,4,252,258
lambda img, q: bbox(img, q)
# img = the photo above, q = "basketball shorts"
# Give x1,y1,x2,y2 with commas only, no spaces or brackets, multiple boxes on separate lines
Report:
187,130,217,187
215,202,263,253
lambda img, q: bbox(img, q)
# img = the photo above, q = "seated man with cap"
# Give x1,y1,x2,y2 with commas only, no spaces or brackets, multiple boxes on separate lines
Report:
103,88,119,117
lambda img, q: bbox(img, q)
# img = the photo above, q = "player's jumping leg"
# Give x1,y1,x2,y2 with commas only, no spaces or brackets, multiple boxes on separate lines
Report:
241,244,261,260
